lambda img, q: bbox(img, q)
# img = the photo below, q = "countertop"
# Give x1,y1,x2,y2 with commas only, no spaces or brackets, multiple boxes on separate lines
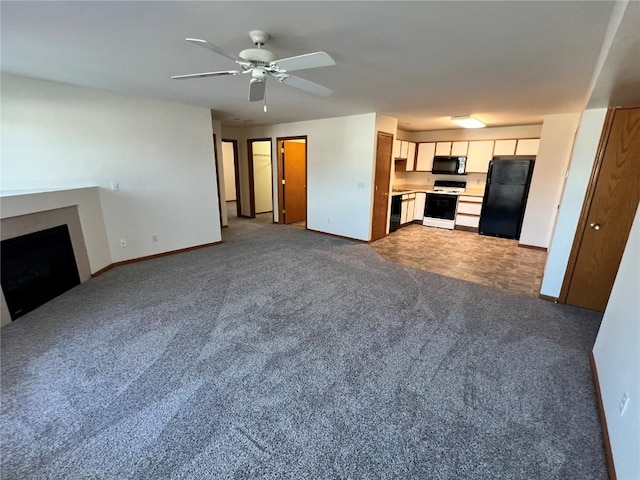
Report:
391,185,485,198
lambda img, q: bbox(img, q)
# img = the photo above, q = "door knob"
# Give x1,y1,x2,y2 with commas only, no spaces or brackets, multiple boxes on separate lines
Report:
590,222,601,230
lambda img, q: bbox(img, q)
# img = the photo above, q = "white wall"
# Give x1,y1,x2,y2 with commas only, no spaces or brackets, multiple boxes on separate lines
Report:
593,204,640,480
212,118,227,227
540,109,608,297
235,113,378,240
222,141,237,202
519,113,581,248
251,140,273,213
1,74,222,262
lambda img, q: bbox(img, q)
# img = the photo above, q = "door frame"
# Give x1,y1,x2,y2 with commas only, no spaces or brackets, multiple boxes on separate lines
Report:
212,133,223,228
222,138,244,218
247,137,274,219
371,131,394,241
276,136,308,226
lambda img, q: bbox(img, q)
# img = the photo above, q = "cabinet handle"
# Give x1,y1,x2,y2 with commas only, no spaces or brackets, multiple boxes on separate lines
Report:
589,222,601,231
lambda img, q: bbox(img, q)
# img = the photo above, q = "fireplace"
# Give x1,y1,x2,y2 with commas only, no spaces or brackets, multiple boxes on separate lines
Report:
1,225,80,320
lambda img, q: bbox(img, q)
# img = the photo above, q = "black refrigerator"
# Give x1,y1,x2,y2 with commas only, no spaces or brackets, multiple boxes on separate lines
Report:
479,156,535,239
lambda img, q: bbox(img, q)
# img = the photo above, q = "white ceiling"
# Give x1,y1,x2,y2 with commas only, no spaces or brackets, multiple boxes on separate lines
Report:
0,1,621,131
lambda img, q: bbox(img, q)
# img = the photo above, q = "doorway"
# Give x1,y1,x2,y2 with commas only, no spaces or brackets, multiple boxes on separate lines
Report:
222,139,241,218
371,132,393,241
560,107,640,311
277,137,307,225
247,138,274,219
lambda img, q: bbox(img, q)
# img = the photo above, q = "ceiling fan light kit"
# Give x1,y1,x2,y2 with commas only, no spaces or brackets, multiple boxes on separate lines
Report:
450,115,486,129
172,30,335,109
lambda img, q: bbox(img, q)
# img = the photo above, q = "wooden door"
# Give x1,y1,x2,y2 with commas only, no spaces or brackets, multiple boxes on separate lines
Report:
283,141,306,224
371,132,393,241
563,107,640,311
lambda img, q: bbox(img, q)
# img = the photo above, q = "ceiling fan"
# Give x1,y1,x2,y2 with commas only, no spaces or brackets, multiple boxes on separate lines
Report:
172,30,335,107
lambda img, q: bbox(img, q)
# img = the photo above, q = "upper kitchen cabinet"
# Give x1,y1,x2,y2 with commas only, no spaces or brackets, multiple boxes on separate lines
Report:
392,139,401,159
451,141,469,156
406,142,416,170
394,158,408,172
416,142,436,171
435,142,452,156
393,140,417,165
466,141,494,173
400,141,410,159
493,139,517,155
515,138,540,155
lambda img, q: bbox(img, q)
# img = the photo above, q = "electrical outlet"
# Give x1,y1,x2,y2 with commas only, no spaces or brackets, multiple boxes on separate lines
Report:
620,391,630,416
111,182,120,192
152,235,158,243
120,239,127,247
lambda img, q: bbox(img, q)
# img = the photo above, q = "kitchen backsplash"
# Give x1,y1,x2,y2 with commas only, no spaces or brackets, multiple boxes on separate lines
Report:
394,171,487,188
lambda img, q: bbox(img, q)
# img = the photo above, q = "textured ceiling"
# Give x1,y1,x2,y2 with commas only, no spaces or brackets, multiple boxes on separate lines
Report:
1,1,619,130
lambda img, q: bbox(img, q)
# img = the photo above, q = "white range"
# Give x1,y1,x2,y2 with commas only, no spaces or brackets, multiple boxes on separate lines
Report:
423,180,467,230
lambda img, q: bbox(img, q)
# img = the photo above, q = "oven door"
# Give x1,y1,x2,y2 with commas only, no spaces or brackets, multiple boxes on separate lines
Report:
424,193,458,220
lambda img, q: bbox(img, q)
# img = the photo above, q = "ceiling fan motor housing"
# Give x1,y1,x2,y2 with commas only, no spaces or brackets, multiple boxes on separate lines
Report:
239,48,278,65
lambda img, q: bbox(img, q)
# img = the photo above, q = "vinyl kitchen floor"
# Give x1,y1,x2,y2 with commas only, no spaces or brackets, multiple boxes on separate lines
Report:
370,224,547,298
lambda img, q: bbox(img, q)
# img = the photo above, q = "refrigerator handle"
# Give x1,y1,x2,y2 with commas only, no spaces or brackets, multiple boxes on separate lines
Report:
486,160,493,184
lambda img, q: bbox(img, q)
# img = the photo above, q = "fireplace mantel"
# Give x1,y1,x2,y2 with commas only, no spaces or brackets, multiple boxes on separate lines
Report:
1,187,110,326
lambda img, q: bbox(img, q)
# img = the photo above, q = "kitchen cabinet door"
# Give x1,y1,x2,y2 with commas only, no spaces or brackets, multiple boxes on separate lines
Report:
451,141,469,156
457,202,482,215
392,139,402,159
466,141,494,173
493,139,517,156
515,138,540,155
401,194,416,225
414,192,426,220
416,143,436,171
400,195,409,224
435,142,452,156
407,196,415,223
455,195,482,230
406,142,416,171
400,141,410,159
455,214,480,228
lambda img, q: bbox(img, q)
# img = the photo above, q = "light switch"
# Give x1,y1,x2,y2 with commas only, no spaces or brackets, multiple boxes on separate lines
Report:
111,182,120,192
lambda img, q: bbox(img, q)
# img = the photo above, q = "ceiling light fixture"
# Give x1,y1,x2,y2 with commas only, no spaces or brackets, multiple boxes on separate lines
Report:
450,115,485,129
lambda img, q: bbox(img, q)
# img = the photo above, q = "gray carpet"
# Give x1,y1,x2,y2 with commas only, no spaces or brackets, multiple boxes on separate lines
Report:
1,214,606,479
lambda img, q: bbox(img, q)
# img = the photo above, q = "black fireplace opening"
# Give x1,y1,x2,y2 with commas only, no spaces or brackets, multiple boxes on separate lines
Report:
1,225,80,321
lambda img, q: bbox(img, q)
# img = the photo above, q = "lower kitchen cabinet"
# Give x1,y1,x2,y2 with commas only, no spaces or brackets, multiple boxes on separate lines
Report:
414,192,426,221
400,193,416,225
455,195,483,230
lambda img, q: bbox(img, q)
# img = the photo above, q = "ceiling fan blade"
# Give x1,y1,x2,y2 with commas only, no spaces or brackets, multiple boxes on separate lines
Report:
171,71,241,80
249,80,266,102
185,38,247,64
280,75,333,97
271,51,335,72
